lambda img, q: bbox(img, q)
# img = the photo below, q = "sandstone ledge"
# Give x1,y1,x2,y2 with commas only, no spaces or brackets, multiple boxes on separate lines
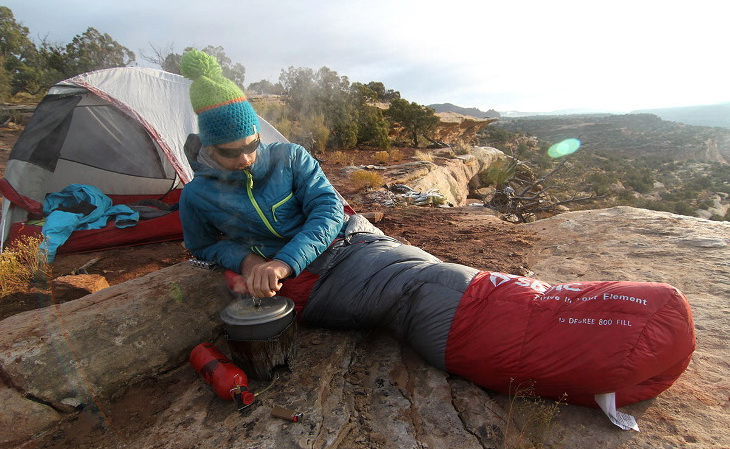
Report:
1,207,728,448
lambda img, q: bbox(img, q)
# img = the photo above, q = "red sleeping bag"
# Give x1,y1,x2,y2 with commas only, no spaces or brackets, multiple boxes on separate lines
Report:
445,271,696,407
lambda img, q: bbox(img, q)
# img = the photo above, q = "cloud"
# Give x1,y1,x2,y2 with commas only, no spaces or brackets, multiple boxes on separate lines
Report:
4,0,727,111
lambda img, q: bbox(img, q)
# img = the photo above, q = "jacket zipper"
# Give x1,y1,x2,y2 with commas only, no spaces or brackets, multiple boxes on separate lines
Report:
271,193,293,222
245,171,284,238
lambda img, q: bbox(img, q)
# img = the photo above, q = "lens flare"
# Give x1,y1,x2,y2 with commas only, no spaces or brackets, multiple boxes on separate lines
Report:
39,290,117,434
548,138,581,158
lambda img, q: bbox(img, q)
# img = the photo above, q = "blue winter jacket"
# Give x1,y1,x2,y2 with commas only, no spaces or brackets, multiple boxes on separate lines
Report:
179,141,346,276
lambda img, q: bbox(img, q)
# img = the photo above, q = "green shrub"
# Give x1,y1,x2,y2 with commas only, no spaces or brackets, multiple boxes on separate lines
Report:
297,112,330,153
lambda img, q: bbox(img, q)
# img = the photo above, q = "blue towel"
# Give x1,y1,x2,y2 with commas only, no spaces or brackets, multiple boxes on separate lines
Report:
40,184,139,262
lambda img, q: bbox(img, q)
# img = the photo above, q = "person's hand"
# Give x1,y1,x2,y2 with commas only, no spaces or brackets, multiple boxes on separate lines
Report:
245,260,292,298
228,253,269,295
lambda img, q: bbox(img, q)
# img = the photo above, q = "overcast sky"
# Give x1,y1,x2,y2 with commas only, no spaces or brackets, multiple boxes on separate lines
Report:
5,0,727,113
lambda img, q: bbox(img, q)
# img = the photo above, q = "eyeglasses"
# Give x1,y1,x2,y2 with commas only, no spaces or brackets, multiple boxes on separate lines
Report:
213,134,261,158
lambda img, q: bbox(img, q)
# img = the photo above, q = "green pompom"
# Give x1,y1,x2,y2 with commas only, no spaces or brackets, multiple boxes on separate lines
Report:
180,49,222,80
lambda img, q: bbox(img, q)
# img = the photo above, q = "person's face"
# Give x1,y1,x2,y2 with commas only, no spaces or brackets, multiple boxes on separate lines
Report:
211,133,260,170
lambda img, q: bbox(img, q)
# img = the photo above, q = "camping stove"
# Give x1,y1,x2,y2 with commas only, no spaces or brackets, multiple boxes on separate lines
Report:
219,295,297,381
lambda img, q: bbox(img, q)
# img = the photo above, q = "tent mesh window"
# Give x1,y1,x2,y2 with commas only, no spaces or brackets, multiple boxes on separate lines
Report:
60,103,169,179
9,95,81,171
10,94,172,179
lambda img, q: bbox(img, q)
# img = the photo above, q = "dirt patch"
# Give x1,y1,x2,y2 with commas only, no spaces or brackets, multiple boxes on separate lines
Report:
0,242,191,321
376,207,536,275
49,241,191,285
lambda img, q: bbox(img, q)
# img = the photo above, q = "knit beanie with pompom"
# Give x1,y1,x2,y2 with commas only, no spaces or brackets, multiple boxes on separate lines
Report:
180,49,260,147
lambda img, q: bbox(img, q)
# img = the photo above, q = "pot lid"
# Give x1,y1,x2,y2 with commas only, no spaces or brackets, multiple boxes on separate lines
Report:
220,295,294,326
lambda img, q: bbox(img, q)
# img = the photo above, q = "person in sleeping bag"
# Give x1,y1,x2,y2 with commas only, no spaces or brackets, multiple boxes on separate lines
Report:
178,50,695,418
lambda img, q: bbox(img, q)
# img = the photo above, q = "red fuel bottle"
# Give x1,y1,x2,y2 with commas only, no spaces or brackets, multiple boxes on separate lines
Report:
189,343,255,408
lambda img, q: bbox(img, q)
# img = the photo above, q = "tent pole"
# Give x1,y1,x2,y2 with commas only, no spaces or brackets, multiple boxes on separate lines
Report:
0,200,10,253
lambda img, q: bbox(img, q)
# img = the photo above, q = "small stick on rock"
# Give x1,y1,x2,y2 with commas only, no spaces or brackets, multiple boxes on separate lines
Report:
71,257,100,275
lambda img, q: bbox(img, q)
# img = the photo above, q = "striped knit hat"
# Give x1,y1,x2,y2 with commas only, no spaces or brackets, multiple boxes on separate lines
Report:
180,49,260,146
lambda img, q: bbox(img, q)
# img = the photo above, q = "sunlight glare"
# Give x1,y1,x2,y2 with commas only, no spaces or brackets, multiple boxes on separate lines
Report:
548,138,581,158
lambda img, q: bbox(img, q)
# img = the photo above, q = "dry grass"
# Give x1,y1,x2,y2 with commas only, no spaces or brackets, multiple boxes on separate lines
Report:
453,141,473,155
350,169,385,191
374,151,390,164
329,151,355,165
0,235,50,298
439,147,456,158
503,381,566,449
389,149,404,162
413,150,433,162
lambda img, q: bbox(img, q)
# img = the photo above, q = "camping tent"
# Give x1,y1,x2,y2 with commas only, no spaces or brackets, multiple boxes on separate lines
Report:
0,67,287,254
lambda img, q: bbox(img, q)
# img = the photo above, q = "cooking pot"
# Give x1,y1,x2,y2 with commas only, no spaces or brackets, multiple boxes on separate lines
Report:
220,295,297,381
220,295,295,340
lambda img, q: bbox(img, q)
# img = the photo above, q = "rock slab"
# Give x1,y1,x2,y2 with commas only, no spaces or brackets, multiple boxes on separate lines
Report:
1,206,728,449
0,262,229,447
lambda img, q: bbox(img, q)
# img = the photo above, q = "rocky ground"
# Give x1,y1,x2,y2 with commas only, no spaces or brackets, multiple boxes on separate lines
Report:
4,207,726,449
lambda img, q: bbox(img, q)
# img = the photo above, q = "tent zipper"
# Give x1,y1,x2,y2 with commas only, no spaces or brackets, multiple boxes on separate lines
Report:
244,171,283,238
